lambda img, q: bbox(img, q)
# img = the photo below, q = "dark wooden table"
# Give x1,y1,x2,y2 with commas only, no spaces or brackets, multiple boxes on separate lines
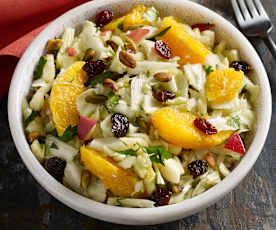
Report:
1,0,276,229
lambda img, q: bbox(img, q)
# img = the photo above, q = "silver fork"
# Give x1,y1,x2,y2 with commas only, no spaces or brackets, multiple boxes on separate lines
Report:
231,0,276,59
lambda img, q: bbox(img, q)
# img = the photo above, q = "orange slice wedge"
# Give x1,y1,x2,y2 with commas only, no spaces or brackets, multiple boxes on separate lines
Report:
152,108,233,150
206,68,244,105
50,61,87,135
80,146,145,198
157,16,212,65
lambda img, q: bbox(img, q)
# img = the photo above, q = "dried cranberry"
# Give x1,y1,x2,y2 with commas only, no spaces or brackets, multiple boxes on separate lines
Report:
188,160,208,178
150,186,172,206
153,90,176,102
155,40,171,59
111,113,129,137
83,60,107,78
194,118,217,135
230,61,252,74
191,23,215,32
95,10,114,27
45,157,66,182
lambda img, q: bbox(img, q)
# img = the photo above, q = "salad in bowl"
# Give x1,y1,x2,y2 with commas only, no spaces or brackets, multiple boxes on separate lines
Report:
22,5,259,208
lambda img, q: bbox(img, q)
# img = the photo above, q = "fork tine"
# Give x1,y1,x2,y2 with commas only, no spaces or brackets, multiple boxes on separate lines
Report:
231,0,244,24
254,0,269,17
245,0,259,17
237,0,251,20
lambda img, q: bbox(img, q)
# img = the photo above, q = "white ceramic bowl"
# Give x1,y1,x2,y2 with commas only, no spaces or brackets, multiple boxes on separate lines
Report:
8,0,271,225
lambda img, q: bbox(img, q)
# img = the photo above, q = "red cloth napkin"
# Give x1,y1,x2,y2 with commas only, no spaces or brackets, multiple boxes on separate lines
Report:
0,0,90,97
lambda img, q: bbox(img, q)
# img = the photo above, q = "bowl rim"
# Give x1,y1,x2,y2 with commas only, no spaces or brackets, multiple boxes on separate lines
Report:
8,0,272,225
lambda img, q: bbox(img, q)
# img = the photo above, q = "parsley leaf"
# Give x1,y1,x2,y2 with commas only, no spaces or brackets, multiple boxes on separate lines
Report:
50,142,59,149
107,92,120,112
227,115,241,129
116,148,138,156
148,26,171,41
59,125,78,142
203,65,214,76
51,128,58,137
88,71,115,88
142,6,159,22
25,110,38,124
96,27,100,32
117,21,124,31
33,56,47,80
144,146,172,165
116,144,173,164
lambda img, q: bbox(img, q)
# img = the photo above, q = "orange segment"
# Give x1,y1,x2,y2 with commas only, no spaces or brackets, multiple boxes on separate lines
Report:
102,16,125,31
157,17,212,65
103,5,151,31
123,5,150,31
206,68,244,105
50,61,87,135
152,108,233,150
80,146,144,198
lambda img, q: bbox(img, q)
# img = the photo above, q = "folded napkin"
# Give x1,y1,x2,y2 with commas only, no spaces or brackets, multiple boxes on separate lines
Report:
0,0,90,97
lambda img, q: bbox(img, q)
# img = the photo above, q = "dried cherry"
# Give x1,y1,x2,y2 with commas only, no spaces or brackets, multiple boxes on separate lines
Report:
155,40,171,59
191,23,215,32
230,61,252,74
188,160,208,178
83,60,107,78
153,90,176,102
95,10,114,28
150,186,172,206
111,113,129,138
194,118,217,135
45,157,66,182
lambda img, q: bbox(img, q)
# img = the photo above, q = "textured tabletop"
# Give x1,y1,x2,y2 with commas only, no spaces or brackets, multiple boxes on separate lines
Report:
1,0,276,229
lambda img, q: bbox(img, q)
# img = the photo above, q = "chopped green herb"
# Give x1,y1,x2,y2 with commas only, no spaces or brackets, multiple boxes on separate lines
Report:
203,65,214,76
107,92,120,112
50,142,59,149
51,128,58,137
96,27,100,32
88,71,116,88
227,115,241,129
59,125,78,142
116,148,138,156
124,144,173,164
25,110,38,124
117,21,124,31
142,6,159,22
33,56,47,80
148,26,171,41
144,146,172,165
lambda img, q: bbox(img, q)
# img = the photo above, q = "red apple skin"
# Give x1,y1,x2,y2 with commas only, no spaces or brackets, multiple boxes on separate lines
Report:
224,132,246,155
67,47,77,57
77,116,98,140
127,28,150,44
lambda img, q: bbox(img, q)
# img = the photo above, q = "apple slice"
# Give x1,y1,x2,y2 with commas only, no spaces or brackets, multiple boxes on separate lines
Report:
77,116,98,140
67,47,77,57
127,28,150,44
224,132,246,155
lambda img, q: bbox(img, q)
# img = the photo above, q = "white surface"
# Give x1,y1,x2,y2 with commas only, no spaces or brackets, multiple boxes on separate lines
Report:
8,0,272,225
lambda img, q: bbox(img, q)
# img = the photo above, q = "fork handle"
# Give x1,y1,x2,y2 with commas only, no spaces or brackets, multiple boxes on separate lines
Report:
262,35,276,60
